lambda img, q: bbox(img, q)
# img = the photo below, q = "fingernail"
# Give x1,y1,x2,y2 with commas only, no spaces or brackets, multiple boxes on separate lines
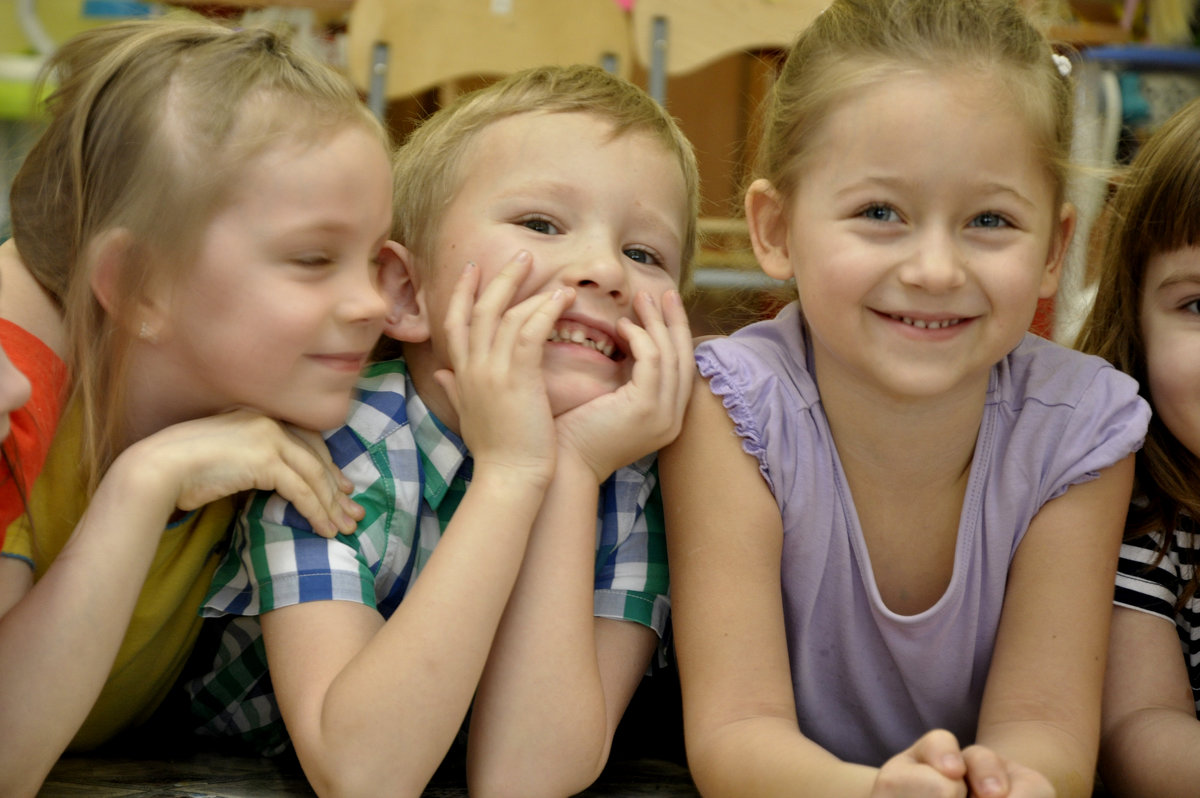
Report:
979,778,1001,795
665,289,681,306
464,261,476,272
940,755,960,771
514,250,532,264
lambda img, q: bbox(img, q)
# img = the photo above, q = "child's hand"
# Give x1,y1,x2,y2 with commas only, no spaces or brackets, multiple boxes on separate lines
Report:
120,409,362,538
961,745,1054,798
872,729,968,797
555,287,693,482
432,252,575,486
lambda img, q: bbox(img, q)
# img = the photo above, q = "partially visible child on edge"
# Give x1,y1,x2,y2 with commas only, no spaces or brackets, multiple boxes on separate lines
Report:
1075,97,1200,798
0,239,66,538
0,19,398,796
660,1,1150,796
184,64,698,798
0,271,35,532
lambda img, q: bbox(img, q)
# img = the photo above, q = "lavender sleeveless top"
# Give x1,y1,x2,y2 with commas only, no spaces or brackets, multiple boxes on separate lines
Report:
694,302,1149,766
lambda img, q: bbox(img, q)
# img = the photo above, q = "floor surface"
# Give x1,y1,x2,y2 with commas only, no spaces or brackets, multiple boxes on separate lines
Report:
38,750,699,797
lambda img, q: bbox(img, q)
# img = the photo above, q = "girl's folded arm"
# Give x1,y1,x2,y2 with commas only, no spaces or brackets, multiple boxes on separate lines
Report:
660,379,880,798
974,454,1136,798
1099,605,1200,797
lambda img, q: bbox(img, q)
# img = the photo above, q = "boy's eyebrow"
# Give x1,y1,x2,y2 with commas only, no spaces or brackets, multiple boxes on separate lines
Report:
500,180,684,247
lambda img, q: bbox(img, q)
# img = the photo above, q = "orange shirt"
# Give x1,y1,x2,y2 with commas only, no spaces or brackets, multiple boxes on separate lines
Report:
0,318,68,538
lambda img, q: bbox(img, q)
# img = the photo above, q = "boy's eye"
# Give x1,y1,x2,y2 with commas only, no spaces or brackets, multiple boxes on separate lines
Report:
521,218,559,235
624,247,662,267
860,204,899,223
969,212,1010,229
1182,299,1200,315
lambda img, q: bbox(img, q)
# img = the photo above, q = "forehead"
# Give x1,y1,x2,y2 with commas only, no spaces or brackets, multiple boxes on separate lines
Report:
797,69,1055,201
458,111,677,183
451,111,688,220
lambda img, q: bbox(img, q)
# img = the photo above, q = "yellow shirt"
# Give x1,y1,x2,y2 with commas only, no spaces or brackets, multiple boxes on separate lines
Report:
2,410,234,750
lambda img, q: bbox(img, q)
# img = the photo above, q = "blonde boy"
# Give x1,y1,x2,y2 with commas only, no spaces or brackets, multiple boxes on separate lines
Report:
187,65,699,798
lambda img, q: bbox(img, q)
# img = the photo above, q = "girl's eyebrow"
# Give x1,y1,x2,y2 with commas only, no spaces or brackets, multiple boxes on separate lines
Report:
1151,270,1200,291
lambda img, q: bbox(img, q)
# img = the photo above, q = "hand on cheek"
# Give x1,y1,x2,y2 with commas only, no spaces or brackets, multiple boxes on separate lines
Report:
432,251,573,486
556,287,693,482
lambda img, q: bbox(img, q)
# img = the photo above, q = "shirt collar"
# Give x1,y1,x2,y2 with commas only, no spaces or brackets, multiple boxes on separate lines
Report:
400,368,472,511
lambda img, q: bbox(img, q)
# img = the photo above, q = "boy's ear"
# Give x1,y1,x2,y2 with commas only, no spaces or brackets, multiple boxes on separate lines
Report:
745,179,794,282
1039,202,1077,300
378,241,431,343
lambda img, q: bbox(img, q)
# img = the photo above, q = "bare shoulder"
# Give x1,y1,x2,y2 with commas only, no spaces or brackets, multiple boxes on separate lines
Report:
0,239,66,358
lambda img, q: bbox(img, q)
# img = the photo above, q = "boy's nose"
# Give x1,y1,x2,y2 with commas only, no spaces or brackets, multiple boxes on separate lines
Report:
562,246,631,301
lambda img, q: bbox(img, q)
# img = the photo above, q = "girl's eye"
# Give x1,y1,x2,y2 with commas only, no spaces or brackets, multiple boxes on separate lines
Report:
624,247,662,267
969,212,1010,229
521,218,559,235
861,204,899,223
1182,299,1200,315
293,254,333,267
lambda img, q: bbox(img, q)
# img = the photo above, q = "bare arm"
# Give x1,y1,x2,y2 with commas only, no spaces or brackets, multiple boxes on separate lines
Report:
466,289,691,797
0,239,65,357
0,412,360,798
1099,606,1200,797
971,454,1137,798
260,257,574,798
664,378,934,797
262,465,553,798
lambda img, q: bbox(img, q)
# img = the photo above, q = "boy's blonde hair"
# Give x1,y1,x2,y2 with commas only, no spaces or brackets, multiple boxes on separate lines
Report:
755,0,1074,209
9,18,385,492
1075,98,1200,586
392,64,700,288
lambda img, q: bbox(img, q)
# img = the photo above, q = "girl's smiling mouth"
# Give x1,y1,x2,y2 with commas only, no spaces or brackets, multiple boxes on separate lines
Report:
884,313,967,330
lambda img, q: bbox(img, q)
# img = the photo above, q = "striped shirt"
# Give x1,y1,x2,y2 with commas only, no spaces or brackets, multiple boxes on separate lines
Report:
1114,513,1200,715
186,358,669,754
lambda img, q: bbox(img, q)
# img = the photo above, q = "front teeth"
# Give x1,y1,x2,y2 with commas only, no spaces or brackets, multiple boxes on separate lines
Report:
892,315,963,330
547,328,615,358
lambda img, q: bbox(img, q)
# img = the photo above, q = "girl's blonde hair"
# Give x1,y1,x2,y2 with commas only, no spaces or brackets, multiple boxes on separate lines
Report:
9,18,385,493
391,64,700,289
1075,98,1200,599
755,0,1074,208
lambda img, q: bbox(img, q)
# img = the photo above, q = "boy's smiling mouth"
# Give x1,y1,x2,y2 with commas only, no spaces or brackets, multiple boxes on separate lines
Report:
547,320,624,361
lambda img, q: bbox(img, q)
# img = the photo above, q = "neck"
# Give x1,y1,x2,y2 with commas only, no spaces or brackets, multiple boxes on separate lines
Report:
818,362,987,493
119,344,213,450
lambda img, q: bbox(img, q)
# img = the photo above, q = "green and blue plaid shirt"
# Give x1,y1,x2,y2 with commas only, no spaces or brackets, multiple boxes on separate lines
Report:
186,358,669,754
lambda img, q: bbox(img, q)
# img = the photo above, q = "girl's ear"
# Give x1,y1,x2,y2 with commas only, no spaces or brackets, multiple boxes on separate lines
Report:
87,228,167,341
745,179,794,281
87,228,135,315
1039,202,1077,300
379,241,431,343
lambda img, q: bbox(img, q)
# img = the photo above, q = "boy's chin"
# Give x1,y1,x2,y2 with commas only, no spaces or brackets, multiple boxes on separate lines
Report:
547,377,624,418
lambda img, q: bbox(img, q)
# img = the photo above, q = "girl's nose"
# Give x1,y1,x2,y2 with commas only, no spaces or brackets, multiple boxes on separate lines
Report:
341,254,391,324
898,232,967,293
